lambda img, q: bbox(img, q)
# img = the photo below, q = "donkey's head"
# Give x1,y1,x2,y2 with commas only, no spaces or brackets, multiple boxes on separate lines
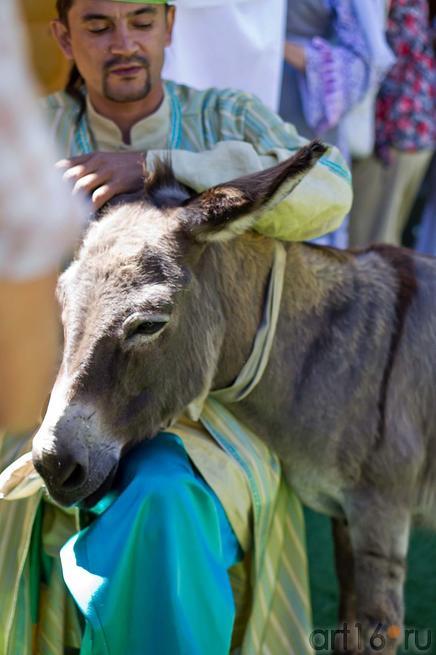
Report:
32,142,326,506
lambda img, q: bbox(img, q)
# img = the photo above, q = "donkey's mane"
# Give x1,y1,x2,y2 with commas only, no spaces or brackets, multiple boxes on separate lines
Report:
144,158,192,210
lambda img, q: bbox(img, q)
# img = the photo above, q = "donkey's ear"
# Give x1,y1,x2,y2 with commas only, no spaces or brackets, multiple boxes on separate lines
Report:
181,141,327,242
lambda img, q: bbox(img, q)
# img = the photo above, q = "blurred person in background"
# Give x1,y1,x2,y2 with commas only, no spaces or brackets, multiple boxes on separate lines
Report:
280,1,389,248
349,0,435,247
280,0,371,153
279,0,397,248
0,0,86,437
0,5,86,654
413,2,436,254
414,154,436,253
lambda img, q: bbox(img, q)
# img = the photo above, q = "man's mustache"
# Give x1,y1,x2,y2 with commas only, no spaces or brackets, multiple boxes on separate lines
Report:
104,56,150,72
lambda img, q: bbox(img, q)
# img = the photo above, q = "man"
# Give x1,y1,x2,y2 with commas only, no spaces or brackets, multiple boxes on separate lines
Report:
44,0,351,228
0,2,353,654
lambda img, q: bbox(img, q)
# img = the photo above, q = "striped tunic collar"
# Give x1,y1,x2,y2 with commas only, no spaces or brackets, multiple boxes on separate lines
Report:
85,92,171,152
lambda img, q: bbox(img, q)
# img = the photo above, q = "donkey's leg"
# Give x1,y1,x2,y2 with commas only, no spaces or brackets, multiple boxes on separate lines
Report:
332,518,360,655
345,493,411,655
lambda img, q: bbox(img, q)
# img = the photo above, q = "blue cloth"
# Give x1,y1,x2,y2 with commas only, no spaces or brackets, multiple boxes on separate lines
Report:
60,433,242,655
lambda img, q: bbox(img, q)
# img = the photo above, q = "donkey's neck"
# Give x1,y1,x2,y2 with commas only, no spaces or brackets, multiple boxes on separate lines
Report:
203,234,277,390
209,239,358,441
201,236,355,399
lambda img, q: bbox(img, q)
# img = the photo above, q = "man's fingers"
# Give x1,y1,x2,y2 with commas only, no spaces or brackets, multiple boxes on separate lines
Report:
55,152,147,210
91,183,114,211
55,154,93,169
63,163,93,183
73,172,109,196
55,159,71,170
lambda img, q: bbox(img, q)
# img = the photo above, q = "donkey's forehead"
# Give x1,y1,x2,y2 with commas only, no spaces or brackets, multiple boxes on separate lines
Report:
84,202,181,257
59,203,188,311
70,203,187,285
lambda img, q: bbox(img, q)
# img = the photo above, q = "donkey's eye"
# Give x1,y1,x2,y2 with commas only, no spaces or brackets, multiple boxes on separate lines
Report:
131,320,166,337
122,313,170,343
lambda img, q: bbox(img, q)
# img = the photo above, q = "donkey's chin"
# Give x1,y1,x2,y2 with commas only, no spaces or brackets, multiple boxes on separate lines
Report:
79,462,119,509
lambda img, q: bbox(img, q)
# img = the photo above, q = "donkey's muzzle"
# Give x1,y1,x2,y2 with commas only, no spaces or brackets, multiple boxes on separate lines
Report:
32,400,121,506
33,438,119,507
33,441,89,501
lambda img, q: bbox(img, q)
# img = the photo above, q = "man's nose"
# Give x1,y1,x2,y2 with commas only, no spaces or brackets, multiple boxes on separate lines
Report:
110,26,140,57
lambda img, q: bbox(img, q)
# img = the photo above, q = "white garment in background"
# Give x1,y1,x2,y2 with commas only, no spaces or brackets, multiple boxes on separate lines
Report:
342,0,395,158
163,0,286,112
0,1,87,280
351,0,395,80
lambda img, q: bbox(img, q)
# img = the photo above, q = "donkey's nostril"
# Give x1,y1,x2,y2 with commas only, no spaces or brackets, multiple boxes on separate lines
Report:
61,461,88,490
53,452,89,490
33,448,89,493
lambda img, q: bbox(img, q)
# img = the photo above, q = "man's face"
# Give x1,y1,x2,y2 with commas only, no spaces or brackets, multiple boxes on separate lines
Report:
53,1,174,105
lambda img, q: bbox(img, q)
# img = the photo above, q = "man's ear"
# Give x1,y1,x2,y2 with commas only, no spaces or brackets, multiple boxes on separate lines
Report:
164,6,176,47
181,141,327,242
51,20,74,61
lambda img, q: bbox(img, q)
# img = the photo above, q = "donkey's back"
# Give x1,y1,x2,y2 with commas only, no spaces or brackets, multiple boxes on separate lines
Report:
365,247,436,527
257,241,436,654
260,242,436,529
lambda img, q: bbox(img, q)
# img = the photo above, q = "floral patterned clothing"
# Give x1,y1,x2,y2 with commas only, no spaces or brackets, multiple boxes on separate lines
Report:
376,0,436,159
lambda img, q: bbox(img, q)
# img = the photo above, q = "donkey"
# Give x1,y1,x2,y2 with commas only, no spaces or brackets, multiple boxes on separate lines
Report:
33,142,436,654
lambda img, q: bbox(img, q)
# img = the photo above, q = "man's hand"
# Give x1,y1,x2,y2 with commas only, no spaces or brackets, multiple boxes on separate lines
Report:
56,151,147,211
284,42,306,73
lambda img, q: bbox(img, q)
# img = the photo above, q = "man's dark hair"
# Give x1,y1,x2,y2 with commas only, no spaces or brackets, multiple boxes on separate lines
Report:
56,0,171,21
56,0,74,24
56,0,86,117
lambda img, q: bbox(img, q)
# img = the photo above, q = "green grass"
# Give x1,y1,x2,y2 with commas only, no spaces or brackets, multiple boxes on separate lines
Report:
305,508,436,654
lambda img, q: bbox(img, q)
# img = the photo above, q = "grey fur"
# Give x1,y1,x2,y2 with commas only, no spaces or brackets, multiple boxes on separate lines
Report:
33,143,435,654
